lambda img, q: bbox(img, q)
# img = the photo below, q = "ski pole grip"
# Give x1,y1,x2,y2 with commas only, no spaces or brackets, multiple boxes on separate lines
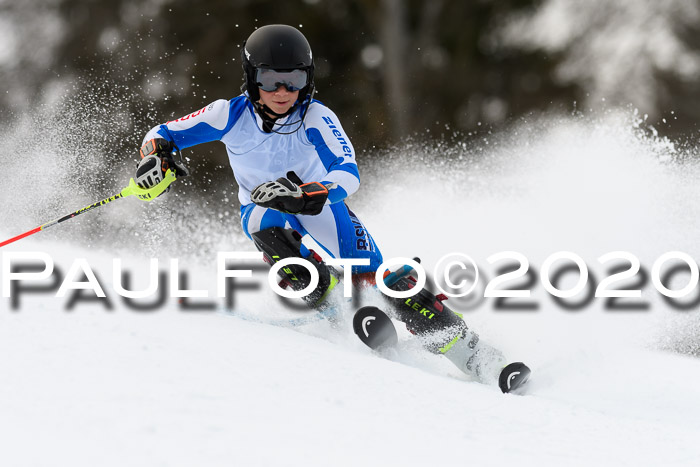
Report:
122,169,178,201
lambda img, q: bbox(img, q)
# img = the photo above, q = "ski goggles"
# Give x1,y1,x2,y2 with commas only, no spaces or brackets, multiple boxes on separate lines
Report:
255,68,308,92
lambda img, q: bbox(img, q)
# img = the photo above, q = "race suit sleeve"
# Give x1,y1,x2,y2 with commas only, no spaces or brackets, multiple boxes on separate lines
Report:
142,98,241,149
304,103,361,204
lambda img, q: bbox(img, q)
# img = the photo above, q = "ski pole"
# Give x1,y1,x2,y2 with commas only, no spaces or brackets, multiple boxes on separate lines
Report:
0,170,177,248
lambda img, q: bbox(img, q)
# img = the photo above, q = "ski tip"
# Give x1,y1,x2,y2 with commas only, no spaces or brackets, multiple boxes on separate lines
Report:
353,306,398,350
498,362,531,394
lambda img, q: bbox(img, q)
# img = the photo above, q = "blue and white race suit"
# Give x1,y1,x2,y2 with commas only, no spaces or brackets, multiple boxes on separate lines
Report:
143,95,383,273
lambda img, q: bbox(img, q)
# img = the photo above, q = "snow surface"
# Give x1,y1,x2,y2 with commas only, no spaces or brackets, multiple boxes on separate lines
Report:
3,111,700,466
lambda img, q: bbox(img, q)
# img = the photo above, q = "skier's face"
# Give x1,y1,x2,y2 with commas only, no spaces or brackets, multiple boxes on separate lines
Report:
258,85,299,116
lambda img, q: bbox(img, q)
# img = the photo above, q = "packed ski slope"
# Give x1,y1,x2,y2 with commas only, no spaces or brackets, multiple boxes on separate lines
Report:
3,112,700,466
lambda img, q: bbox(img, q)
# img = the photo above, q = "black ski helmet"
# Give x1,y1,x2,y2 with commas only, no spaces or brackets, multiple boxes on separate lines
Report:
241,24,315,107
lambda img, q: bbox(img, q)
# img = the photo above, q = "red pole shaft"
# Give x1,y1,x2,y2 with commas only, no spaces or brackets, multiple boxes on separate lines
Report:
0,227,43,248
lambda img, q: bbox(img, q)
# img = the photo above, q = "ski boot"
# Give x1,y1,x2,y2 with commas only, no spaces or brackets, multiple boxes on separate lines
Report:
252,227,339,308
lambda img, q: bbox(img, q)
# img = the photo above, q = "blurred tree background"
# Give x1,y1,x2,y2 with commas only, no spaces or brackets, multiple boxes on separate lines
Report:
2,0,700,181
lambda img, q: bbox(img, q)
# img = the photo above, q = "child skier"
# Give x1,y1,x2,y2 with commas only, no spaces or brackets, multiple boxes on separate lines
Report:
134,24,529,392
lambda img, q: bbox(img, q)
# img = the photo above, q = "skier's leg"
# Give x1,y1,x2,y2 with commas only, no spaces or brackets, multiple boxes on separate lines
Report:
385,274,527,390
295,202,383,286
383,274,506,383
241,202,299,240
241,204,337,307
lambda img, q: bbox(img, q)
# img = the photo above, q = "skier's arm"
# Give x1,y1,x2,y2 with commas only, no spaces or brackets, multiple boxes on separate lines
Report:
304,104,360,204
135,99,239,191
142,98,237,149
